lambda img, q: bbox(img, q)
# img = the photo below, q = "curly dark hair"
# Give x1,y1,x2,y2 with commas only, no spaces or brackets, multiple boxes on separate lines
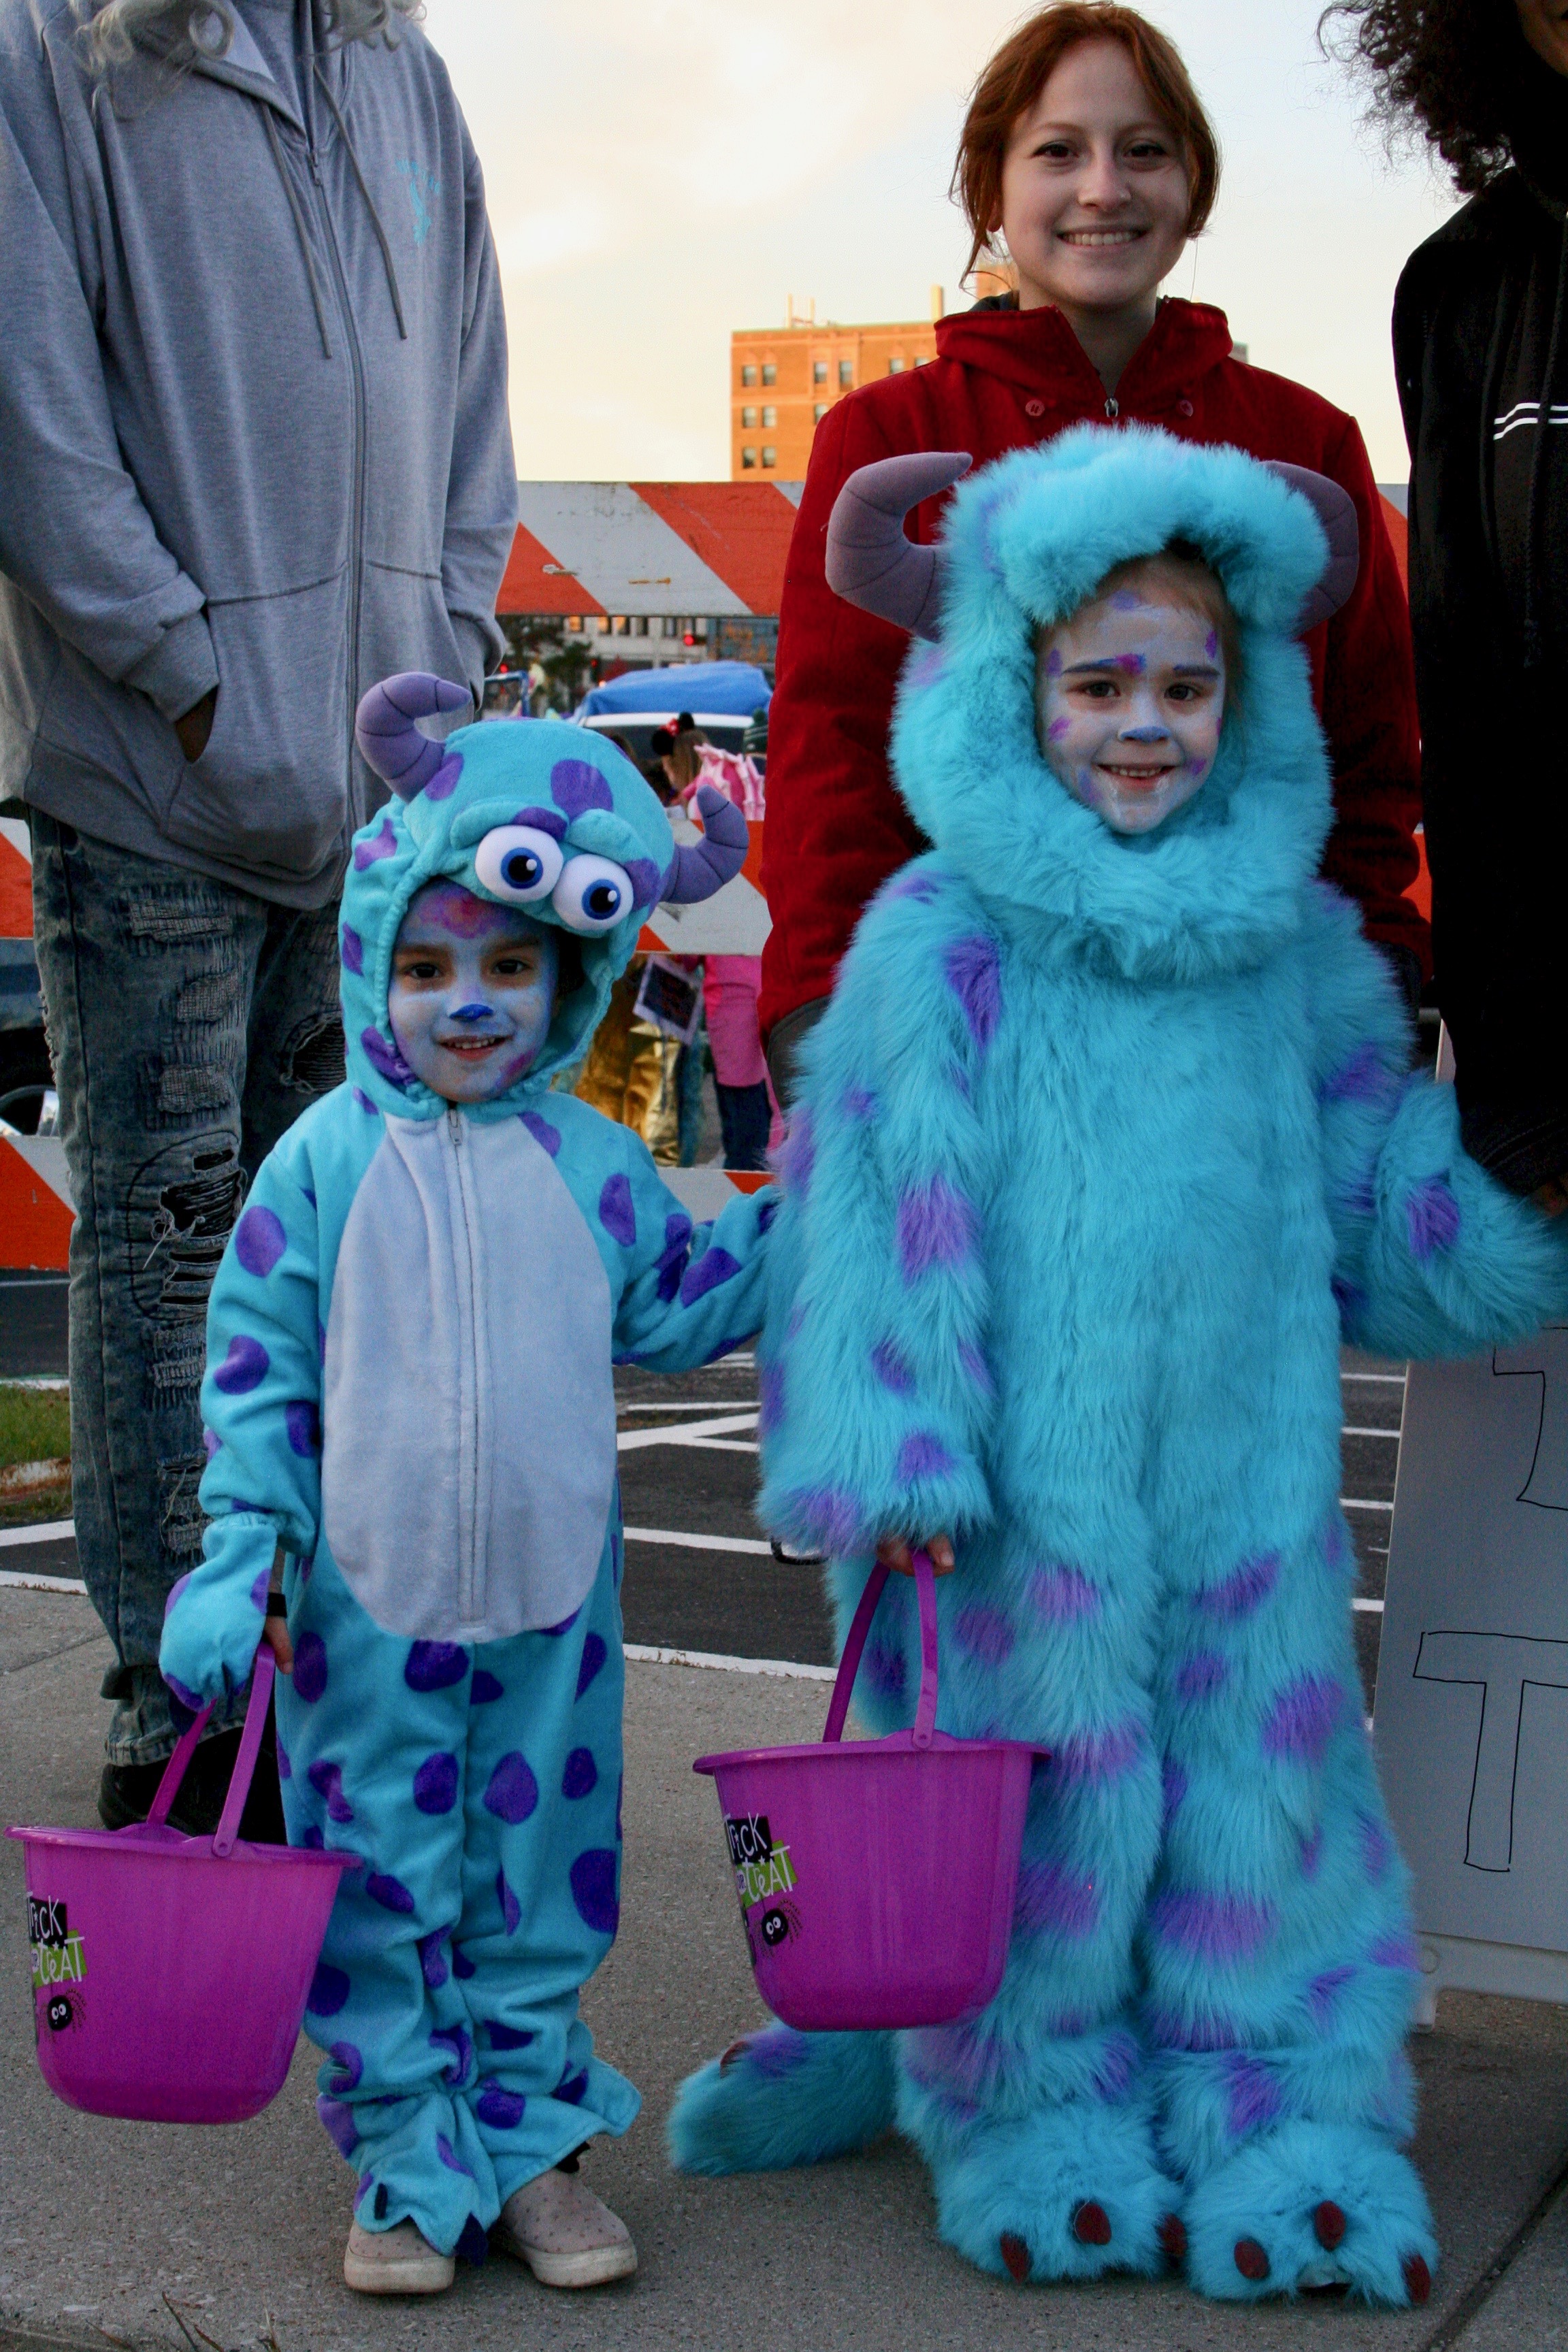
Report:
1320,0,1544,191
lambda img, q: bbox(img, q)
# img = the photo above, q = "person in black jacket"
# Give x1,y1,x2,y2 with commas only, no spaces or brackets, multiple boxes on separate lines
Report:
1326,0,1568,1213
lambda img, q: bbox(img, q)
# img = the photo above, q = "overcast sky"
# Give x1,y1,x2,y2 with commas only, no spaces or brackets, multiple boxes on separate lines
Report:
421,0,1460,485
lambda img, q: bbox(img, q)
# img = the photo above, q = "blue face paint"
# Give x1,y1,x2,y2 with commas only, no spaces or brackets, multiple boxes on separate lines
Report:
388,883,559,1105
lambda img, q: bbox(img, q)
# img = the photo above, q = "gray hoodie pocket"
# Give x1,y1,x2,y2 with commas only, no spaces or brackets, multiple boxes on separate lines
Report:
163,574,353,884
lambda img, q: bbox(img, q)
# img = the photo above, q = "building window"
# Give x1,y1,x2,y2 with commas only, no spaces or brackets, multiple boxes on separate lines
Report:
741,406,757,427
813,404,828,423
762,361,777,385
838,359,853,388
663,616,681,637
761,446,777,468
762,405,777,427
741,447,757,469
887,357,904,374
813,361,828,383
914,353,928,365
633,615,649,636
741,363,757,387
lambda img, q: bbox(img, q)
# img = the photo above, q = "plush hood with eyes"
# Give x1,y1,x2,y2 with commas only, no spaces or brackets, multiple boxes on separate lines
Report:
339,716,679,1120
887,425,1339,984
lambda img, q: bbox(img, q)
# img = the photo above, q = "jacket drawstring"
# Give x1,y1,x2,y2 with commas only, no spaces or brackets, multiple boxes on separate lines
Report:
312,62,408,340
260,103,333,359
1521,213,1568,672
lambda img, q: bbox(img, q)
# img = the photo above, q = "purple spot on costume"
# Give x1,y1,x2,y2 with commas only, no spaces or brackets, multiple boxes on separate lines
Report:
1407,1175,1461,1260
359,1026,414,1090
945,934,1002,1052
249,1566,270,1610
202,1428,221,1460
885,870,938,904
317,2096,359,2157
896,1431,956,1482
436,2132,472,2176
483,1753,539,1825
521,1110,561,1157
1193,1552,1279,1620
418,1931,449,1989
234,1205,287,1277
423,753,462,802
550,757,614,819
1320,1043,1396,1106
471,1669,504,1703
414,1752,460,1814
351,815,397,870
406,1641,469,1692
897,1179,973,1281
562,1746,598,1799
1149,1886,1276,1962
1093,2030,1140,2103
327,2040,363,2093
793,1486,861,1555
599,1172,636,1247
496,1870,521,1935
1369,1929,1420,1971
292,1632,328,1703
1225,2053,1284,2138
307,1962,350,2016
476,2080,527,2129
570,1848,620,1936
431,2025,474,2084
1162,1757,1188,1826
213,1333,270,1394
681,1245,739,1305
953,1605,1014,1665
862,1640,906,1697
1054,1719,1142,1785
1175,1650,1228,1701
1262,1672,1343,1765
340,924,364,975
576,1632,608,1696
1309,1964,1356,2027
308,1759,354,1823
285,1400,321,1457
758,1359,785,1437
1030,1564,1100,1622
540,1605,582,1637
487,2021,534,2051
1015,1858,1099,1939
655,1211,693,1301
871,1339,915,1393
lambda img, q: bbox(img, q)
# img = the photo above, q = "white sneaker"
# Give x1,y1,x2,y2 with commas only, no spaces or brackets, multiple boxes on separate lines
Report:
493,2167,638,2288
342,2217,455,2296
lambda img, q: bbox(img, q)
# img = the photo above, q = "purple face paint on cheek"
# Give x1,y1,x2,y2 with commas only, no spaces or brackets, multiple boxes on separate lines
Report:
1045,647,1064,677
1048,716,1071,741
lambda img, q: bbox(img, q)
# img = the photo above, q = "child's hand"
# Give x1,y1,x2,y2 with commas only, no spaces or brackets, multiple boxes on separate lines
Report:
262,1614,295,1673
875,1533,956,1577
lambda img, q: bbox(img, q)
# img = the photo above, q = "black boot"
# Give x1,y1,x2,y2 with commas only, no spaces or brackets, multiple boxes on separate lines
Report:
97,1693,287,1843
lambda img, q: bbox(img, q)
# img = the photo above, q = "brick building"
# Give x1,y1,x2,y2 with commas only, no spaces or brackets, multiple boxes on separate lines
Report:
731,294,943,481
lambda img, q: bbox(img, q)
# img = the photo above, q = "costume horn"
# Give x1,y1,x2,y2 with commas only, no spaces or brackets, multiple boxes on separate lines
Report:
355,672,471,799
662,783,748,904
1267,464,1360,633
825,451,973,640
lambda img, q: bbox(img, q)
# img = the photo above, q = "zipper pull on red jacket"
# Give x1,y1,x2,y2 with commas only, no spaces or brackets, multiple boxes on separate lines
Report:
1105,396,1120,421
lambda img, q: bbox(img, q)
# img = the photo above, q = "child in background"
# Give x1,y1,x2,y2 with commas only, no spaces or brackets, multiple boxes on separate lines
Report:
161,687,772,2298
672,432,1568,2307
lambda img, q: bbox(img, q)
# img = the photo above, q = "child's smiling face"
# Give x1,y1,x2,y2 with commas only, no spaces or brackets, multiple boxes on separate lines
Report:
388,881,559,1104
1036,583,1226,836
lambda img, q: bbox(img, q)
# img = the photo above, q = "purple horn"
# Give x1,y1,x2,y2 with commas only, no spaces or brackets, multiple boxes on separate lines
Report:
1266,463,1360,634
355,672,470,800
662,783,748,905
824,451,973,641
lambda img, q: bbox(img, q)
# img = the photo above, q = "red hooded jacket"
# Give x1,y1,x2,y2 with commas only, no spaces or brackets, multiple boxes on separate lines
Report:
758,297,1426,1039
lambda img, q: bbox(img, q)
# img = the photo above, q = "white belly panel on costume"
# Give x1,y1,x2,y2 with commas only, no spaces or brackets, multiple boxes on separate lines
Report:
322,1113,617,1643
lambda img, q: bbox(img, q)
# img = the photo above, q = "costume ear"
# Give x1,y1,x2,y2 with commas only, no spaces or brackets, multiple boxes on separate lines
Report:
825,451,972,640
355,672,470,800
1266,464,1360,634
662,784,747,904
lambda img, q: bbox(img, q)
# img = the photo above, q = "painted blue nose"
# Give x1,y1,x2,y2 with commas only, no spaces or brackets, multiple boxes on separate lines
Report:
450,1002,495,1025
1119,725,1169,744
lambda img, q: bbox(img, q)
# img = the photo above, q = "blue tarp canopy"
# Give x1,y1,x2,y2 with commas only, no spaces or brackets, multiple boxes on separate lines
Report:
574,661,771,722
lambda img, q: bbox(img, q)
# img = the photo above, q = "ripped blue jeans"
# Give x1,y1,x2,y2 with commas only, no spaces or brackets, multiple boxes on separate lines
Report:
28,814,344,1763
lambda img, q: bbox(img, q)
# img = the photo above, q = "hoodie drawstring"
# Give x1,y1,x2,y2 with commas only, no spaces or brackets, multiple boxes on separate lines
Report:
312,62,409,341
1521,214,1568,672
261,103,333,359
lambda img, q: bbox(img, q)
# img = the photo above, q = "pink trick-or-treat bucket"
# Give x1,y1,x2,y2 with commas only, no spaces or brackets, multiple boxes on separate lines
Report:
696,1552,1045,2031
9,1649,357,2125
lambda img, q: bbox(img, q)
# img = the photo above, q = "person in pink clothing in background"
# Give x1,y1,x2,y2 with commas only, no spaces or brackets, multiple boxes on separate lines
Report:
653,713,779,1169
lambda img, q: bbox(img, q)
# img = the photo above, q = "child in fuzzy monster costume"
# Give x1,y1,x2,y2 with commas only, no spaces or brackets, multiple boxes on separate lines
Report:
668,429,1568,2307
159,681,774,2300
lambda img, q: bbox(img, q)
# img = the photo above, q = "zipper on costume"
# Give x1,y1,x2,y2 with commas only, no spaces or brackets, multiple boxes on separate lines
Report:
447,1109,483,1627
1105,396,1120,420
308,116,370,823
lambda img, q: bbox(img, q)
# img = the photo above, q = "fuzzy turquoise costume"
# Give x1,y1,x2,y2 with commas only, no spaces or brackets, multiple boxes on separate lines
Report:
160,711,773,2261
668,428,1568,2304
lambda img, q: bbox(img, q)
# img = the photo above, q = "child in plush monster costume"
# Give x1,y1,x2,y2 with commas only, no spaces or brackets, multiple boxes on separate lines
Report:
668,430,1568,2307
160,682,773,2299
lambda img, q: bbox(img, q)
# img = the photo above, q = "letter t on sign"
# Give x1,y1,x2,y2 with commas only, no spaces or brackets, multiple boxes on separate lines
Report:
1414,1630,1568,1870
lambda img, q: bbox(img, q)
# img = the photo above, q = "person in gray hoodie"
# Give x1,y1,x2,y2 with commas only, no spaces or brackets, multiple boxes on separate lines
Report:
0,0,517,1832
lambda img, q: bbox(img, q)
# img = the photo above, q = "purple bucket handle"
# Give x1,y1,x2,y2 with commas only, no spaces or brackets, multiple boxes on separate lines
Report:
822,1551,940,1750
143,1646,276,1857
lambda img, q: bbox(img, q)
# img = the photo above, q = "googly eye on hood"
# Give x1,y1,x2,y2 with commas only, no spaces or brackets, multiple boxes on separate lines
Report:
338,707,700,1120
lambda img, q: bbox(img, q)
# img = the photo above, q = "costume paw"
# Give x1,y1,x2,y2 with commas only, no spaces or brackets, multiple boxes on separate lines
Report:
666,2026,894,2176
930,2103,1179,2283
1183,2120,1435,2305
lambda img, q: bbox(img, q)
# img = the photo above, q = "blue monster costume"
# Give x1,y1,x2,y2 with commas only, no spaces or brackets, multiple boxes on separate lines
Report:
161,691,773,2261
668,430,1568,2305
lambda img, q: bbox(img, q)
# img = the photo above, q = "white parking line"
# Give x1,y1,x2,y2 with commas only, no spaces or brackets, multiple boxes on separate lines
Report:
0,1567,85,1592
1341,1497,1394,1513
0,1519,75,1550
623,1525,773,1556
1341,1371,1407,1386
624,1642,834,1681
619,1401,759,1413
1353,1597,1384,1614
616,1411,758,1452
1342,1426,1399,1440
